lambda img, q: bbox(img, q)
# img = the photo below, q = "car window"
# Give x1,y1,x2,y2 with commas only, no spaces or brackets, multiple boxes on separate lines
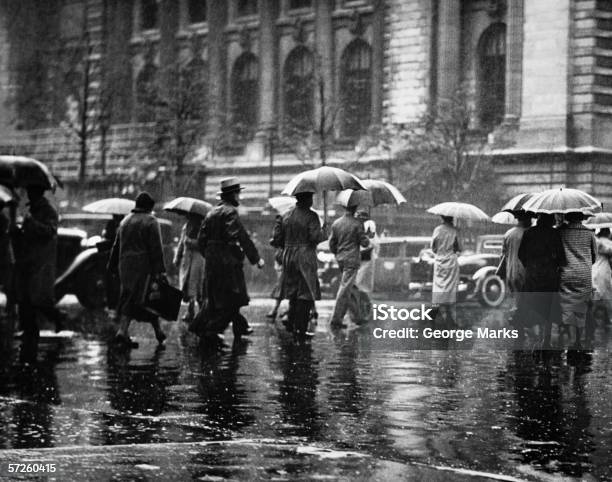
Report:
480,239,503,254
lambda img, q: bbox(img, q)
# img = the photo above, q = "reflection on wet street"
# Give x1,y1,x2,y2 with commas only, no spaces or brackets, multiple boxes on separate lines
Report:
0,300,611,480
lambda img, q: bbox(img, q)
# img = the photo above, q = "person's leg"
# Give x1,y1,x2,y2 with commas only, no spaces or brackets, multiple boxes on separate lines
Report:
232,309,253,337
330,267,357,327
150,318,166,344
293,299,311,337
267,298,282,319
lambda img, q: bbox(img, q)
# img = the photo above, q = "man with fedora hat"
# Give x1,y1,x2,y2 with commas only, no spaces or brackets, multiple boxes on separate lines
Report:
197,177,264,342
108,191,167,348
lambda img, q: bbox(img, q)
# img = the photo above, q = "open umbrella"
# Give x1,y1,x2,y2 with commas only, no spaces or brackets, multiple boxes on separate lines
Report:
336,179,407,207
501,193,535,213
163,197,212,217
491,211,517,225
522,187,601,215
427,202,489,221
0,156,60,191
268,196,296,215
584,212,612,230
281,166,366,195
83,198,135,215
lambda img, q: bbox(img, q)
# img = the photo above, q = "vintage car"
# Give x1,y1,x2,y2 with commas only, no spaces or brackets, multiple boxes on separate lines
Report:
55,215,176,309
317,234,507,307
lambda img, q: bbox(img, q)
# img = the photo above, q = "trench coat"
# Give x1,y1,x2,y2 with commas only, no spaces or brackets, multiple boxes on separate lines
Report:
592,236,612,313
431,223,460,304
198,201,260,311
15,196,58,308
272,205,324,301
174,220,205,302
108,209,166,321
0,210,14,288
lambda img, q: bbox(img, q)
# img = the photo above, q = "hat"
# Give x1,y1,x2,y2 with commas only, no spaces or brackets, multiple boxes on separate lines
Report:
135,191,155,211
217,177,244,195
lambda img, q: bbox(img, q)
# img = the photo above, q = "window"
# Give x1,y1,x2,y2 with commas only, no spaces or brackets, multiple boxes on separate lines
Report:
289,0,312,9
188,0,207,23
236,0,257,17
284,46,314,129
141,0,159,30
231,53,259,138
340,39,372,138
477,23,506,130
135,62,157,122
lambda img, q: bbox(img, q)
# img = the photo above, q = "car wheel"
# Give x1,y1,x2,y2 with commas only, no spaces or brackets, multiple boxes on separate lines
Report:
75,265,107,310
478,274,506,308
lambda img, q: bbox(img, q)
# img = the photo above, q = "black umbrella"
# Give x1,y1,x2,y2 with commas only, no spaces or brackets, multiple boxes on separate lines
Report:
0,156,61,191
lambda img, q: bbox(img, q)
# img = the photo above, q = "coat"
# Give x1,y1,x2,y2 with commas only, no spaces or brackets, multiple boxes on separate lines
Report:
272,205,325,301
518,225,566,292
0,210,14,288
431,222,460,304
500,226,527,293
174,220,205,301
329,213,369,270
198,201,260,311
592,236,612,312
14,196,58,307
108,209,166,321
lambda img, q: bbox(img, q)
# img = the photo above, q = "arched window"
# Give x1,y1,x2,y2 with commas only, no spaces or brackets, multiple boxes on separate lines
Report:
477,23,506,130
135,62,157,122
181,58,208,121
340,39,372,138
284,46,314,130
231,53,259,138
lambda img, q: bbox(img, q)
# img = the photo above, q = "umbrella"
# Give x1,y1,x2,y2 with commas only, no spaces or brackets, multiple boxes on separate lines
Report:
522,187,602,215
491,211,517,225
268,196,296,215
281,166,366,195
0,185,15,203
501,193,535,213
584,212,612,230
427,202,490,221
336,179,407,207
0,156,60,191
163,197,212,217
83,198,135,215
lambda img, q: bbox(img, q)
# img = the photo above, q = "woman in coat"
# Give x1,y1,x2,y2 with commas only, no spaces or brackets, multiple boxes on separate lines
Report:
592,227,612,326
174,213,205,322
431,216,461,324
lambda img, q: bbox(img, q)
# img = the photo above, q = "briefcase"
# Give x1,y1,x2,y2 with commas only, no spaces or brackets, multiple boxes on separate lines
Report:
140,275,182,321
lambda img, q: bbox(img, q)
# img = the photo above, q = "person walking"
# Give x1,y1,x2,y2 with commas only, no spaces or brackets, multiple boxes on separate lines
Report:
431,216,461,325
267,215,286,322
518,213,566,346
329,202,370,328
0,199,15,320
197,178,264,342
108,192,167,348
271,191,325,338
13,186,65,353
558,212,597,349
174,213,206,322
591,227,612,328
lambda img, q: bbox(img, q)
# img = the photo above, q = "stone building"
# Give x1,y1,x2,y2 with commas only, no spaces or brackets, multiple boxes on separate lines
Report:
0,0,612,206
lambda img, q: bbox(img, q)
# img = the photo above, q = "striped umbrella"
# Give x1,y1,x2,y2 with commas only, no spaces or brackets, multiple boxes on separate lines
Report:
500,193,536,213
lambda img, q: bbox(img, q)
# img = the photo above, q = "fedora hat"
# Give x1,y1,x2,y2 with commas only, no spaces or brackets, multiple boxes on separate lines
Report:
217,177,245,195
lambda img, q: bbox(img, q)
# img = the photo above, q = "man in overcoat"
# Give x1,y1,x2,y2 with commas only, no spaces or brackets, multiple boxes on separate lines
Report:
108,192,167,348
329,203,370,328
271,191,325,338
197,178,264,341
14,186,64,348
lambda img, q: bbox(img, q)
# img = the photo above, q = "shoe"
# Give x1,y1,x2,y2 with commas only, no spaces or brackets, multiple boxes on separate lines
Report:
265,311,277,320
156,332,167,345
113,335,139,349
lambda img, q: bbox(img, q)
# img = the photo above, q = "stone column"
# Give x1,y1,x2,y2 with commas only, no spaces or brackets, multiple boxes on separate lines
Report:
371,0,384,125
257,0,277,134
503,0,523,126
315,0,335,120
436,0,461,103
206,0,227,136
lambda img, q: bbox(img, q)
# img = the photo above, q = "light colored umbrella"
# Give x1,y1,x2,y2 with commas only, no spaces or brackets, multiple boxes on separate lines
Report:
427,202,490,221
163,197,212,217
281,166,366,195
0,185,15,203
336,179,407,207
491,211,517,225
501,193,535,212
584,212,612,230
83,198,135,215
522,187,602,215
268,196,296,215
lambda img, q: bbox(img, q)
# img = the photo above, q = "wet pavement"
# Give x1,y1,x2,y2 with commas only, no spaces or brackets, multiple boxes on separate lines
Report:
0,298,611,481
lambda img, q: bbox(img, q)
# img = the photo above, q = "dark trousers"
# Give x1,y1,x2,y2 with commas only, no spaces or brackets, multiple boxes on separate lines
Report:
204,307,250,337
288,298,313,336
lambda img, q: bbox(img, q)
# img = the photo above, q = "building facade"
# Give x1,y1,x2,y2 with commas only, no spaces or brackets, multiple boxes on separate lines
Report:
1,0,612,206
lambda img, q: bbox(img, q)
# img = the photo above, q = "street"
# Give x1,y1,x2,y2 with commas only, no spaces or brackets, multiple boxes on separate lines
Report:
0,298,610,481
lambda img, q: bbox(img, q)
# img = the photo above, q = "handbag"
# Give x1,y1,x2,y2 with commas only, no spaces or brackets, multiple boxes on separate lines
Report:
141,274,182,321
